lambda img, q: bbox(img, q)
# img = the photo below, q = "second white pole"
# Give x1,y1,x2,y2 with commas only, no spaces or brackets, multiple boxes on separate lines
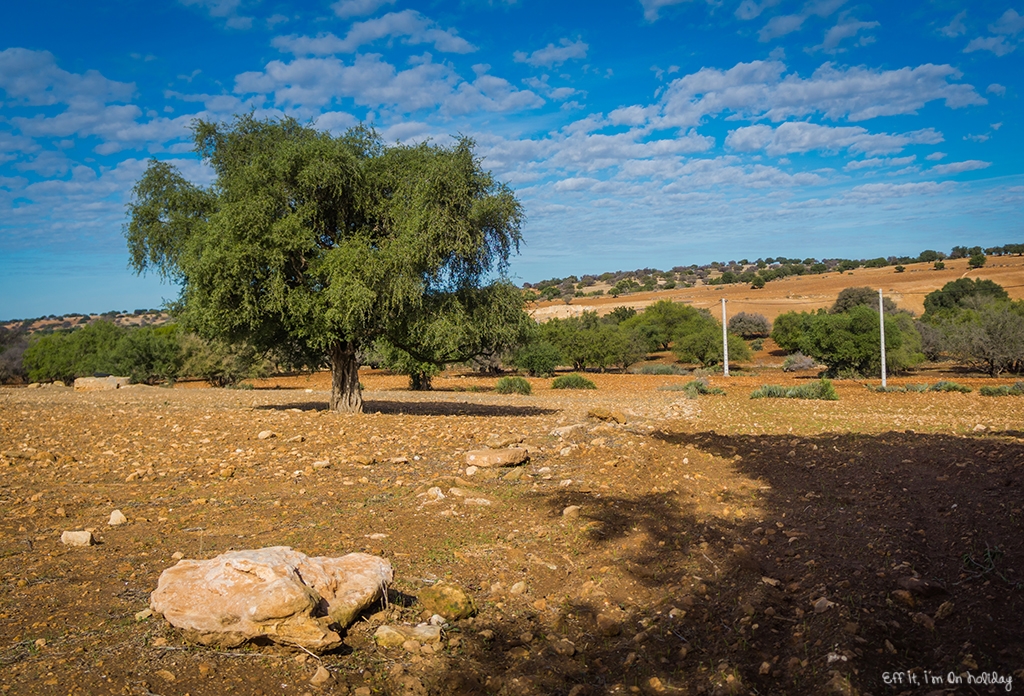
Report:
721,297,729,377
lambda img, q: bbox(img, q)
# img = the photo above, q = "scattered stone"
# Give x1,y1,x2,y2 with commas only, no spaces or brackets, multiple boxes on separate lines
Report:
374,624,442,648
155,670,176,683
135,609,153,621
61,530,95,547
912,612,935,630
562,505,581,518
826,672,856,696
285,435,305,443
759,661,771,675
464,498,492,506
257,430,276,440
502,467,524,481
897,576,947,597
509,581,527,595
973,424,987,432
310,665,332,687
550,424,585,438
149,547,392,652
73,376,130,391
465,465,478,476
813,597,835,613
108,510,128,526
198,663,214,678
587,407,626,423
597,610,624,636
553,639,576,656
934,601,955,621
891,590,915,608
419,581,477,620
464,448,529,468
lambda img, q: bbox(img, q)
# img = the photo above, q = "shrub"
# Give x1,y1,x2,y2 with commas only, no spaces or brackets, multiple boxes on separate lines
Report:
551,373,597,390
929,380,972,393
495,376,532,395
751,378,838,400
831,287,896,314
934,261,945,270
750,338,764,351
979,382,1024,397
782,352,816,372
729,312,772,338
629,363,688,375
894,265,905,273
682,377,725,398
673,325,752,367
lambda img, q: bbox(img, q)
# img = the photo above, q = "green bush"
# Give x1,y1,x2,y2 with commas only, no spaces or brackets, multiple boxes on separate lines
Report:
511,340,562,377
751,378,838,400
979,382,1024,397
868,383,930,393
782,352,816,372
495,376,532,395
552,373,597,390
630,363,688,375
930,380,972,393
728,312,771,338
683,377,725,398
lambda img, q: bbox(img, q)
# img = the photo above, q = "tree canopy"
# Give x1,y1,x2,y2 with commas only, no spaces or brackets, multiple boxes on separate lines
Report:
125,115,527,411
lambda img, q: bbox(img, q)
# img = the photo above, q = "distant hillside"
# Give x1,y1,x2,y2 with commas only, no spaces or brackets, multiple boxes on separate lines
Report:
1,310,173,335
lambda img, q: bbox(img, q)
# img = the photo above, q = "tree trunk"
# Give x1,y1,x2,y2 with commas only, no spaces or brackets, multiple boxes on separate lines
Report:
329,341,362,412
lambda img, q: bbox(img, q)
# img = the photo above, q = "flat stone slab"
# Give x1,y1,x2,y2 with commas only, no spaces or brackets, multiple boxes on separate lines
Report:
149,547,392,652
74,376,130,391
464,448,529,468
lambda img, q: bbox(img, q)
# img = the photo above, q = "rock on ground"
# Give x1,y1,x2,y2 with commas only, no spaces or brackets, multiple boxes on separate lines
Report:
464,448,529,468
73,376,130,391
149,547,392,652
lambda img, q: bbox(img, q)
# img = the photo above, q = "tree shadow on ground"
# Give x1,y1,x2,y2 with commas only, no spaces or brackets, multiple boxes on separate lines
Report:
254,401,557,417
405,429,1023,696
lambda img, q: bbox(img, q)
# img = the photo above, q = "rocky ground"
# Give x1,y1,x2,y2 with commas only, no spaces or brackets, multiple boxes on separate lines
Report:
2,369,1023,696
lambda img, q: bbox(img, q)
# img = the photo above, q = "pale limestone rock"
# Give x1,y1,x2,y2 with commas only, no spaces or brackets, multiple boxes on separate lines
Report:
373,624,442,648
61,530,95,547
257,430,276,440
149,547,392,652
108,510,128,526
73,376,130,391
464,448,528,468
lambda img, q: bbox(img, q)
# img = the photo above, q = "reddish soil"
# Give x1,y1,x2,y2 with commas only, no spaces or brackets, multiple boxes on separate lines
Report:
2,369,1023,695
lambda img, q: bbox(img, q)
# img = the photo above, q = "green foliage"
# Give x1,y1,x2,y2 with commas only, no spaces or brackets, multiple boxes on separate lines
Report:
110,325,183,384
24,321,125,384
935,300,1024,375
551,373,597,390
831,287,896,314
494,376,532,395
923,278,1008,316
510,340,562,377
934,261,945,270
979,382,1024,397
622,300,706,352
540,311,648,371
681,377,725,397
867,383,930,393
125,115,526,412
930,380,972,393
178,333,267,387
750,378,838,400
0,327,30,383
630,363,688,375
800,305,923,377
673,325,752,367
606,306,637,324
894,265,905,273
728,311,771,338
771,312,813,353
782,352,816,372
750,275,766,289
968,253,987,269
370,340,441,390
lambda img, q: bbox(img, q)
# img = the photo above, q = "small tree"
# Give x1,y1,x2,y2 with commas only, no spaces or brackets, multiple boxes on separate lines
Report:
968,253,987,269
125,116,526,412
831,287,897,314
728,312,771,339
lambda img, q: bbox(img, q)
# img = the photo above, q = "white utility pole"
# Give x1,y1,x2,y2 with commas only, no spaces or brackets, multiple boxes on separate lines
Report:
721,297,729,377
879,288,887,389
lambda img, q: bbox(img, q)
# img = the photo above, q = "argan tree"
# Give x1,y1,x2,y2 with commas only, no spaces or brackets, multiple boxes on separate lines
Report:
125,115,527,412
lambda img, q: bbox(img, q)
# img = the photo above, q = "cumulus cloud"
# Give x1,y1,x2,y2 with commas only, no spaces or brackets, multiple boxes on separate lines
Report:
178,0,252,29
273,11,476,55
725,122,941,156
987,83,1007,96
0,48,134,107
964,9,1024,55
735,0,781,21
331,0,395,18
931,160,991,175
513,38,588,68
965,35,1015,55
235,53,542,116
639,0,693,22
925,152,946,161
654,60,985,129
844,155,916,171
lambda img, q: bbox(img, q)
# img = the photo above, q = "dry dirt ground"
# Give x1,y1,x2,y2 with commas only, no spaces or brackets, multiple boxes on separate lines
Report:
529,256,1024,322
2,369,1024,696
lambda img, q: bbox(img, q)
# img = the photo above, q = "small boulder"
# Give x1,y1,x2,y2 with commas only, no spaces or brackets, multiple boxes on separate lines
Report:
109,510,128,526
587,407,626,424
61,530,95,547
150,547,392,652
73,376,130,391
373,624,442,647
419,581,477,620
464,448,529,468
257,430,277,440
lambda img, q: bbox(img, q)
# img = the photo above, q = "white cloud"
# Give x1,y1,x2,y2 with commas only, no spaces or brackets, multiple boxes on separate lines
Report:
812,15,879,53
655,60,985,129
991,9,1024,35
965,35,1015,55
939,10,967,38
931,160,991,175
273,11,476,55
0,48,134,107
844,155,916,171
726,122,941,156
925,152,946,161
987,83,1006,96
759,0,848,42
235,54,542,116
513,38,588,68
331,0,395,18
735,0,781,21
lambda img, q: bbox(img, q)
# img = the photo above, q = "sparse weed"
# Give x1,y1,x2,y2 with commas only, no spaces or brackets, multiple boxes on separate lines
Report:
751,378,838,400
930,380,972,393
630,363,689,375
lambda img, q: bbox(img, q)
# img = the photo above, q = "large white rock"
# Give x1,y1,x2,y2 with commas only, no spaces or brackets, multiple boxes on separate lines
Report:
464,448,529,468
73,376,130,391
149,547,393,652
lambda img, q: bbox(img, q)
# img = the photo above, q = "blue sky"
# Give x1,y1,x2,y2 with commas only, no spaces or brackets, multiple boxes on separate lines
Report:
1,0,1021,319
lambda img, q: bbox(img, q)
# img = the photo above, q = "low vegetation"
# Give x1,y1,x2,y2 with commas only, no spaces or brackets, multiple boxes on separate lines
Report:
751,377,839,400
494,376,532,395
551,373,597,390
